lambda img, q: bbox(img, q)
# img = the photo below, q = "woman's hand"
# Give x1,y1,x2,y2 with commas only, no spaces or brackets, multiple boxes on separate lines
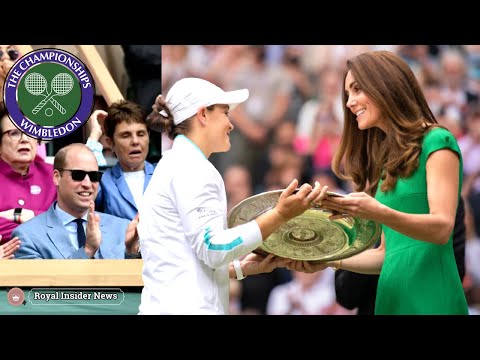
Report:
241,253,291,277
321,192,384,221
275,180,329,221
125,213,140,254
86,110,107,141
0,236,21,259
286,260,330,273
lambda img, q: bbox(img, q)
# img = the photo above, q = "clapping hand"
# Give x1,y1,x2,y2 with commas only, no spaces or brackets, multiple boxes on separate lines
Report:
125,213,140,254
0,236,21,259
85,201,101,257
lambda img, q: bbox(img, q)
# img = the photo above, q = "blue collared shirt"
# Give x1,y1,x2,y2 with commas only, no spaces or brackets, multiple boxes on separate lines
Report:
54,203,88,251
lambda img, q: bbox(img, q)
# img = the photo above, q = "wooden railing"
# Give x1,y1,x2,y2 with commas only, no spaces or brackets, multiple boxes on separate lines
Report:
0,259,143,286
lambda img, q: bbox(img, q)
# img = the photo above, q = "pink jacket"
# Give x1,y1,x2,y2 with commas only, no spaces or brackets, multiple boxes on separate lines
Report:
0,156,56,244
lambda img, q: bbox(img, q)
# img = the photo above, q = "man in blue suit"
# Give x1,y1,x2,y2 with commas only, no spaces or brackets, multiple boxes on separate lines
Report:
13,143,140,259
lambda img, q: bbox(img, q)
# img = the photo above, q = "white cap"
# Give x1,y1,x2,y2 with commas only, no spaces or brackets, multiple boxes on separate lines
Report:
164,77,249,125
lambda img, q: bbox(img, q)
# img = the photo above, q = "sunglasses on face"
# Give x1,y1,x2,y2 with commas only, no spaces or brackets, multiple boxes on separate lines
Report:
58,169,103,182
0,48,19,61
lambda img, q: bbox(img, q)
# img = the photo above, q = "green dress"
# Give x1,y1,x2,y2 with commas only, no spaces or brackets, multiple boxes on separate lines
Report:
374,128,468,315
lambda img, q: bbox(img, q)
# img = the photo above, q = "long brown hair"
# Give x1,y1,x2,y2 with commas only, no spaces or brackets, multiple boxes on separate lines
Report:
332,50,440,195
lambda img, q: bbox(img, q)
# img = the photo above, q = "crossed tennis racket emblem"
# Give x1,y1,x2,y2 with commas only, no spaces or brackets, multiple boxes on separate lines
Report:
25,72,74,115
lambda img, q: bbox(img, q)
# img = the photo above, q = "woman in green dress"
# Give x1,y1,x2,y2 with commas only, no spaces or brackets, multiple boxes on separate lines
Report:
289,50,468,315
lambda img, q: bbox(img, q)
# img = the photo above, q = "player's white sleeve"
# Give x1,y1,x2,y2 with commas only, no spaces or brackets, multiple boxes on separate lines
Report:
173,167,262,269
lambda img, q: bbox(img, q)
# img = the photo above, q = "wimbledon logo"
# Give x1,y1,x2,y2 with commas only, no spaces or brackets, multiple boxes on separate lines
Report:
3,48,95,140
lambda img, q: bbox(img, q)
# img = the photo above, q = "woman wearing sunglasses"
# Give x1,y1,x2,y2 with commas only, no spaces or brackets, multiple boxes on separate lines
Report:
0,109,57,248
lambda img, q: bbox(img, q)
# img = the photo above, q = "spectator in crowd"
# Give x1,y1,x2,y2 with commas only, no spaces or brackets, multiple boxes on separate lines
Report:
240,266,292,315
0,45,19,112
87,100,156,220
459,103,480,236
267,268,354,315
0,109,56,245
122,45,162,163
13,143,140,259
210,45,293,188
224,164,252,214
464,200,480,312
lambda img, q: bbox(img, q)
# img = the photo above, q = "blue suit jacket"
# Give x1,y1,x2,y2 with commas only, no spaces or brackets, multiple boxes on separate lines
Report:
13,202,130,259
95,161,156,220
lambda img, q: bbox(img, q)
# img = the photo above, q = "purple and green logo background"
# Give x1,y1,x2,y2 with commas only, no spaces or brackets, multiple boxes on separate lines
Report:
3,48,95,140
